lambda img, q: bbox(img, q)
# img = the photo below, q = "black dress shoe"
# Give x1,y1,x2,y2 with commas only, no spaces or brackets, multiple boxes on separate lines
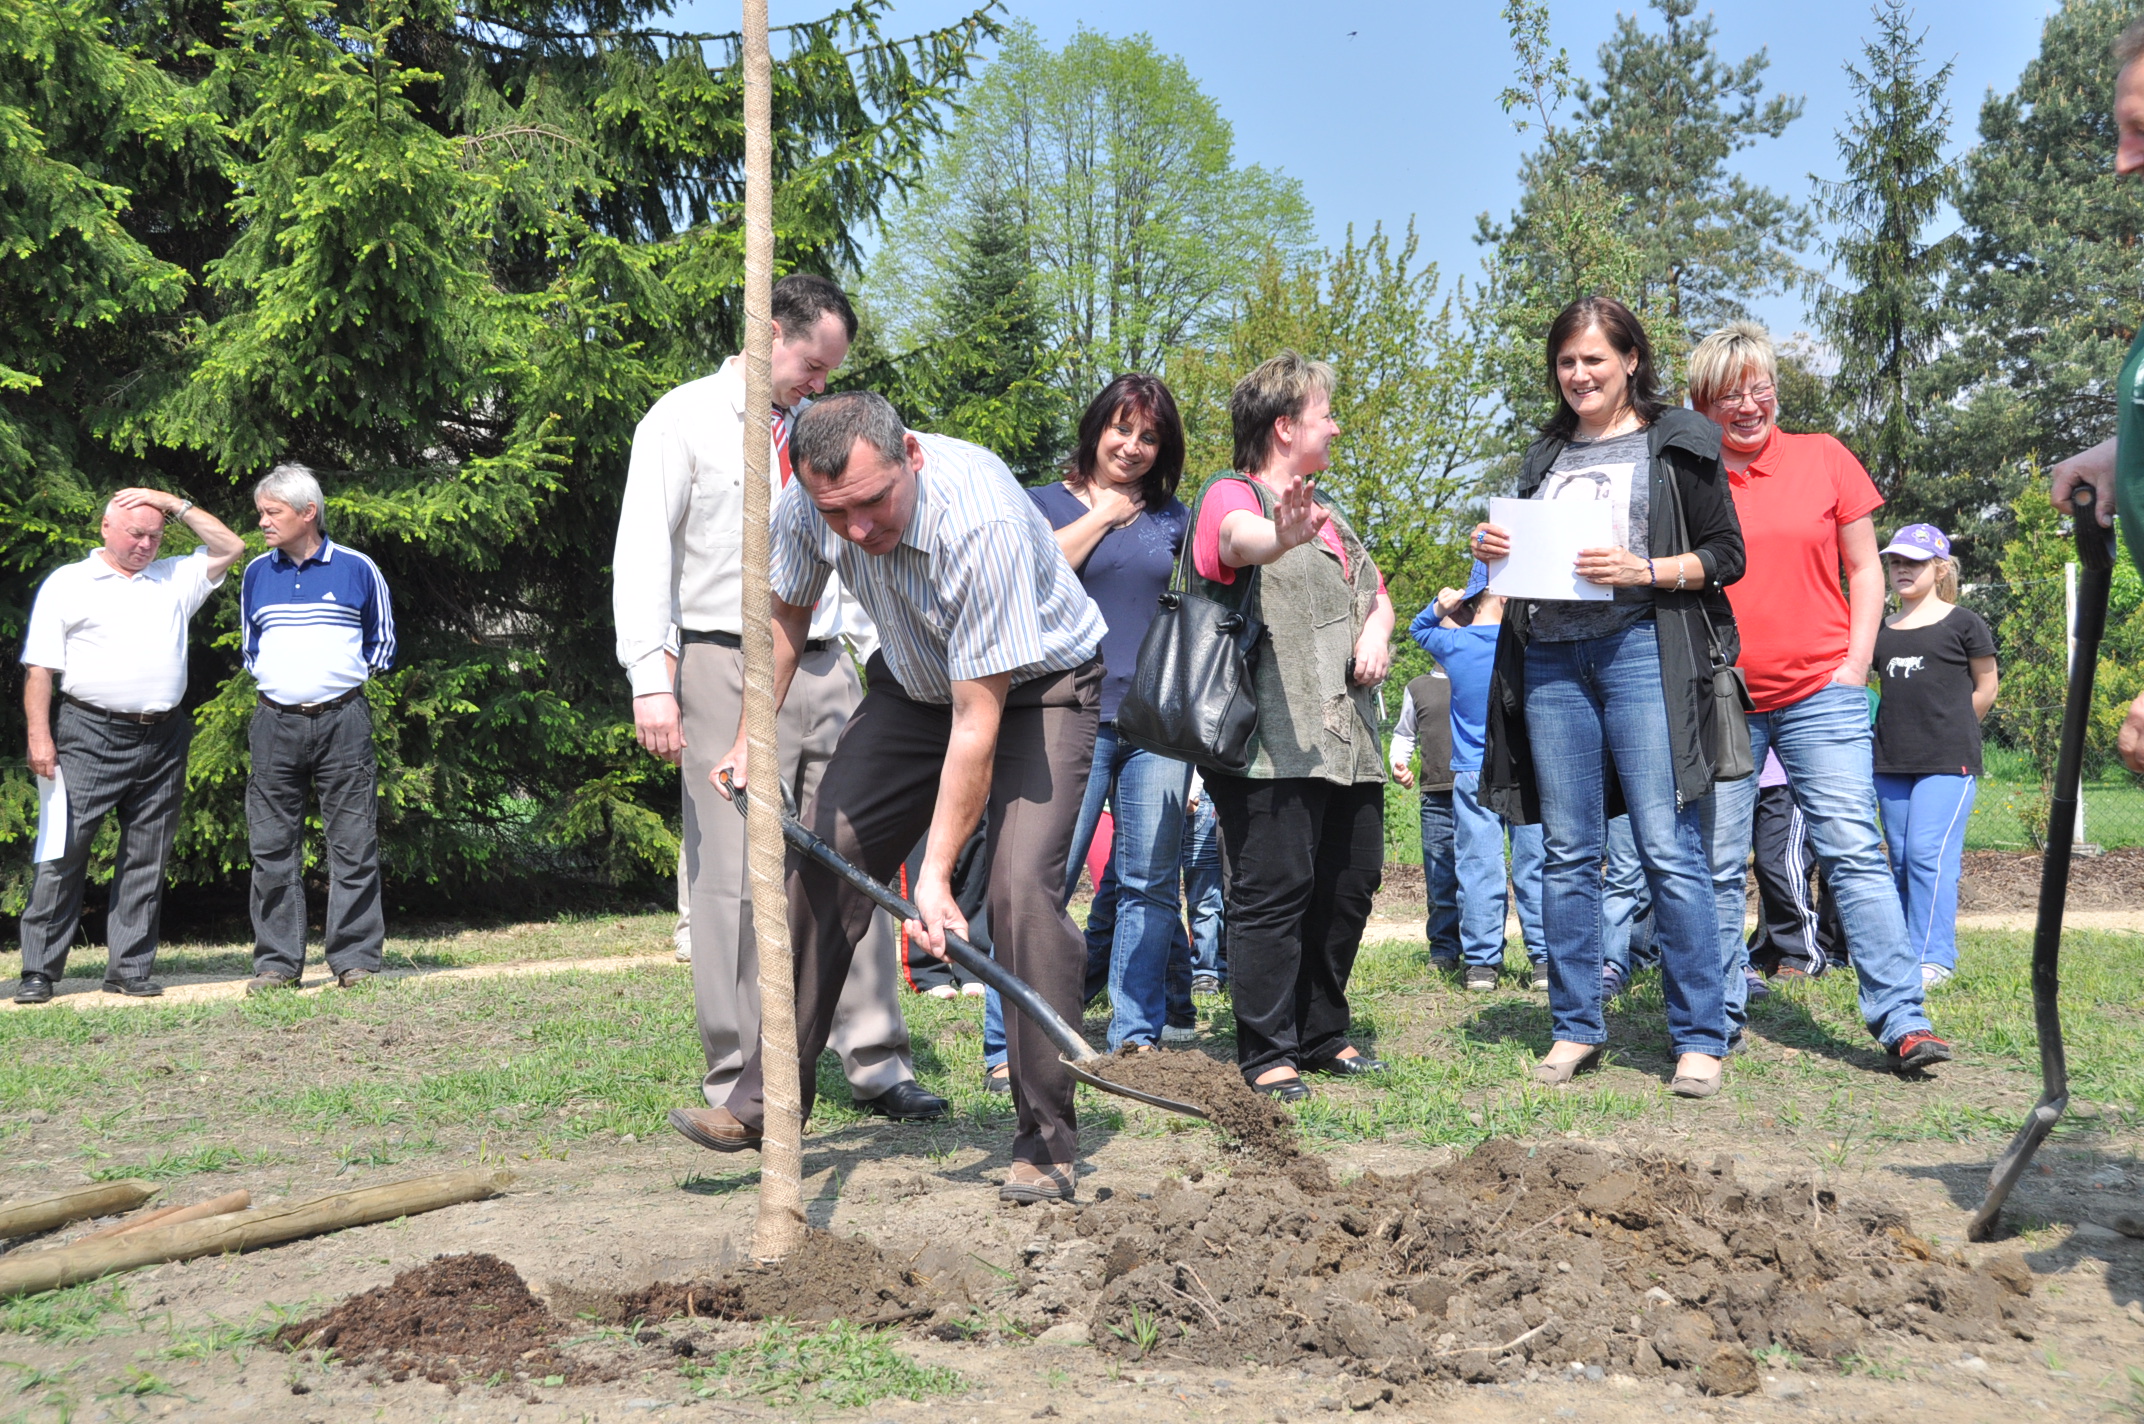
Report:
854,1080,948,1121
1250,1075,1311,1102
1306,1051,1389,1077
102,977,163,998
13,973,53,1005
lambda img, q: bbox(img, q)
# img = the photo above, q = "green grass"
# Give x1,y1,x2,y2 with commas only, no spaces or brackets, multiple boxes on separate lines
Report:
680,1320,962,1408
0,1283,131,1343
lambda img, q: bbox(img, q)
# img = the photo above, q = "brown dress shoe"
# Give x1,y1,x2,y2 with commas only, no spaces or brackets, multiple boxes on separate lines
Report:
999,1161,1076,1204
668,1105,761,1153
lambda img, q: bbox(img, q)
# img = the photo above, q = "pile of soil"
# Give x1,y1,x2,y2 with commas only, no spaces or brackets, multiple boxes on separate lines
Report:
608,1230,930,1326
276,1253,597,1386
1032,1140,2036,1396
1085,1048,1318,1178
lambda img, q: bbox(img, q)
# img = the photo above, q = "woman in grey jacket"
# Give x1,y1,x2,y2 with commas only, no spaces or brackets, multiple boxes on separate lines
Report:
1474,297,1745,1098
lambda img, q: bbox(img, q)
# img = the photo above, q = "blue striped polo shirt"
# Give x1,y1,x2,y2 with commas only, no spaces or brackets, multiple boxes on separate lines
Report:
241,536,397,704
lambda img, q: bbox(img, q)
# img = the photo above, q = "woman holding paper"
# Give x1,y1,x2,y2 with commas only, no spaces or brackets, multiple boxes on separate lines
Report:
1474,296,1745,1098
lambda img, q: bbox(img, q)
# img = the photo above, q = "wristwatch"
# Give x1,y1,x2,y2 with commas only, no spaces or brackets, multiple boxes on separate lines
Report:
166,500,193,524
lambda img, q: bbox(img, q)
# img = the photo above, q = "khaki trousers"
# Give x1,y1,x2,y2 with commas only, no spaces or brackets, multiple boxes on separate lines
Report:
727,655,1100,1167
679,641,913,1105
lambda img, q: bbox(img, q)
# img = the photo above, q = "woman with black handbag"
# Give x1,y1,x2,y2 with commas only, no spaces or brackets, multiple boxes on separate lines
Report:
1474,297,1744,1099
1185,352,1394,1100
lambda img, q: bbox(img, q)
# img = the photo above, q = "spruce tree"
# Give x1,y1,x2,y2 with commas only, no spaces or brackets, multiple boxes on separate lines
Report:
1810,0,1958,505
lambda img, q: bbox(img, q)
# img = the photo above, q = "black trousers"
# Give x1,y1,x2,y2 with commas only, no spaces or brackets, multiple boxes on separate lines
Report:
19,704,190,983
248,697,385,977
1204,773,1384,1079
1747,780,1842,974
727,656,1100,1167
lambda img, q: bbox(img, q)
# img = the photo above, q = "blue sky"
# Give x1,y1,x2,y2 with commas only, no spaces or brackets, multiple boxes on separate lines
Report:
686,1,2068,338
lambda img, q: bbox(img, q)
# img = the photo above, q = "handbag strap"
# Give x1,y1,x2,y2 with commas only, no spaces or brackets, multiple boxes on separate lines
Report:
1174,475,1266,613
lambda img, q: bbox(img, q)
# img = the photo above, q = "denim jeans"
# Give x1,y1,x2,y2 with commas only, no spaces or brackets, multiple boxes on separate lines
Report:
1451,771,1546,969
1182,790,1228,982
1874,773,1977,974
1708,683,1931,1046
1420,788,1462,963
1524,622,1728,1056
1601,813,1659,976
1064,723,1191,1050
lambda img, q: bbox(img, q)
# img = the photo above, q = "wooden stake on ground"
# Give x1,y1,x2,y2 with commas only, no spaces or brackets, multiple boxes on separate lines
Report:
76,1190,251,1244
740,0,804,1262
0,1169,509,1299
0,1181,159,1241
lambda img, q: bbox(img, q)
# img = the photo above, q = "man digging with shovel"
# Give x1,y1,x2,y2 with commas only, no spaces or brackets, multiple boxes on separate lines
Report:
672,390,1107,1206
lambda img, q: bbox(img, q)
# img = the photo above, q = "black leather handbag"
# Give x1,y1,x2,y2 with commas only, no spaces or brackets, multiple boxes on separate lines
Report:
1115,480,1266,774
1660,456,1755,782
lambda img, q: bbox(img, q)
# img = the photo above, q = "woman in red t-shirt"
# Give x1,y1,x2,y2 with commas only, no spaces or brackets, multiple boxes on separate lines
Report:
1688,321,1949,1074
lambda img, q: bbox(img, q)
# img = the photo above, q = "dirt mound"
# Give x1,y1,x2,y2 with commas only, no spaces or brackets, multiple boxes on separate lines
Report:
1004,1140,2037,1397
1085,1048,1315,1176
610,1230,930,1326
277,1253,594,1386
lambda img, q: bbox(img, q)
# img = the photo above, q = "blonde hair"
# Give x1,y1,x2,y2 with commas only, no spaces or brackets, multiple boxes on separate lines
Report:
1230,351,1336,473
1686,320,1779,410
1932,556,1960,602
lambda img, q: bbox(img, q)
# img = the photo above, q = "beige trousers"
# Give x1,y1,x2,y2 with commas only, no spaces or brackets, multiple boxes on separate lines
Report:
679,641,914,1105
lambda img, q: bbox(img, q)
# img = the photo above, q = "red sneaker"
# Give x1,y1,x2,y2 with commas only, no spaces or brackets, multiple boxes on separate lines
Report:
1886,1030,1952,1073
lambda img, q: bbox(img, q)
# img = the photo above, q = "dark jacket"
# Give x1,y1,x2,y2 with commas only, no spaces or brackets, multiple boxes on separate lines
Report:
1480,407,1746,822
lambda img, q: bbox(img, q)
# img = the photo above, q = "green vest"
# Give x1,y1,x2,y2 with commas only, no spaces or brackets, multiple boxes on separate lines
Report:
1186,475,1388,785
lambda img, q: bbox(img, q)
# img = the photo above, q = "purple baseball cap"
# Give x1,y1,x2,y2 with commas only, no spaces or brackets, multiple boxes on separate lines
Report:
1878,523,1951,561
1460,558,1491,601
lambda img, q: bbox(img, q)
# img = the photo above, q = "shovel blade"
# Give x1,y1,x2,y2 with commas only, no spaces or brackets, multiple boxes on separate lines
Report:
1061,1057,1210,1120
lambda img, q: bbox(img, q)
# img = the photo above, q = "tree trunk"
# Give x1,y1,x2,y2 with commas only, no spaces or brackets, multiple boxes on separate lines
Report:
741,0,804,1263
0,1181,160,1241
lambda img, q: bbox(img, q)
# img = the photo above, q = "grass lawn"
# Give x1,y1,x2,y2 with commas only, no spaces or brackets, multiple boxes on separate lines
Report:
3,918,2138,1189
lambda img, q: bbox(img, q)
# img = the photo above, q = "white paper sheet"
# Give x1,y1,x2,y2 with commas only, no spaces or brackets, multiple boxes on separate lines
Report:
1486,497,1616,602
33,768,68,863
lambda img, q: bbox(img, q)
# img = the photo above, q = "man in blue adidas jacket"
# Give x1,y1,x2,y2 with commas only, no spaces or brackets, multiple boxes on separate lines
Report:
240,464,396,993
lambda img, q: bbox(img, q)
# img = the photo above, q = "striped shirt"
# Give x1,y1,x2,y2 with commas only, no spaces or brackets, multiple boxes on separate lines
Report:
771,432,1104,705
241,537,396,704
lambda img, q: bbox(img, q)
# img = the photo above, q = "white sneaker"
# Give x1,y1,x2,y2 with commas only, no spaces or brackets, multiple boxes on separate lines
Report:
673,941,692,963
960,982,987,998
1921,962,1954,989
1160,1023,1198,1043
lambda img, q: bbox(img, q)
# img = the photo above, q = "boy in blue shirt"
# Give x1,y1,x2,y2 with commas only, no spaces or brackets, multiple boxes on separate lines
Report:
1409,563,1546,991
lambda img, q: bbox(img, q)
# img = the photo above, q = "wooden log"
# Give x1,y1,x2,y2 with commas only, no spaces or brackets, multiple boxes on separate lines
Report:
0,1181,160,1241
0,1168,510,1298
76,1191,251,1244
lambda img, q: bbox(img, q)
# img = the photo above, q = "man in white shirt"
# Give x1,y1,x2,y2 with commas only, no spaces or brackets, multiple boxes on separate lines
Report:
14,489,245,1004
239,464,397,994
613,274,944,1123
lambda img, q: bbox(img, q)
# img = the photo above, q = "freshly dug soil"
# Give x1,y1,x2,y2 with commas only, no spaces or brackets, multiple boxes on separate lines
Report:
276,1253,594,1386
1084,1048,1316,1176
607,1230,930,1326
1033,1140,2037,1397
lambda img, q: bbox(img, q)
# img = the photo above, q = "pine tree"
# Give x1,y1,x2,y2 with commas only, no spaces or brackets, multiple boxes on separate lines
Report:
1926,0,2144,570
0,0,1001,910
1810,0,1959,504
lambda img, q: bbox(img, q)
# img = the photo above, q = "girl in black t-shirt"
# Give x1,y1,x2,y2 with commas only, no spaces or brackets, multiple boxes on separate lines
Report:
1870,524,2000,989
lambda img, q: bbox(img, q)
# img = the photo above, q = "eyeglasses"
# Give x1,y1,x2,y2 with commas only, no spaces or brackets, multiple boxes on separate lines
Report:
1712,383,1776,410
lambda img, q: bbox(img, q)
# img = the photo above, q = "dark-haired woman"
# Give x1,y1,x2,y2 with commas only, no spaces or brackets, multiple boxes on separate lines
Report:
980,375,1192,1082
1476,296,1745,1098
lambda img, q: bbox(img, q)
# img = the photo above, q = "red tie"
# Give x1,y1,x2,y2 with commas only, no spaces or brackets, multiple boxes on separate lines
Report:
772,406,792,485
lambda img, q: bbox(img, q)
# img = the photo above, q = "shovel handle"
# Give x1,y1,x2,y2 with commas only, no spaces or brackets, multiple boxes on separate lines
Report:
718,771,1099,1065
2072,485,2116,572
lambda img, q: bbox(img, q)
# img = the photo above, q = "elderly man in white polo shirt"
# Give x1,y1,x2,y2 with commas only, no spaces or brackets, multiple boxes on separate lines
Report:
14,489,245,1004
613,273,945,1124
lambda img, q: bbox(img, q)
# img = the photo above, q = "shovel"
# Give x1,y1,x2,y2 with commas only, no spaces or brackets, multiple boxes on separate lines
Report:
720,772,1209,1121
1967,485,2116,1241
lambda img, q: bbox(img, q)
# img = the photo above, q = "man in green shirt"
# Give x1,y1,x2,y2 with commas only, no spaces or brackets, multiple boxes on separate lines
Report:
2050,16,2144,771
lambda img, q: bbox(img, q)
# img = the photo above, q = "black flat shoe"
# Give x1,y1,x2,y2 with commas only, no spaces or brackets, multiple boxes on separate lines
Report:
1250,1076,1311,1102
983,1065,1011,1095
13,973,53,1005
102,977,162,998
1306,1052,1389,1076
854,1080,949,1121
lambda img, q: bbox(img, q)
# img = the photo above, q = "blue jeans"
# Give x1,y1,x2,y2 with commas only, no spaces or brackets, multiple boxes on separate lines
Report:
1182,790,1227,982
1524,623,1727,1056
1708,684,1931,1046
1602,813,1659,976
1420,788,1462,963
1874,773,1976,974
1451,771,1545,969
